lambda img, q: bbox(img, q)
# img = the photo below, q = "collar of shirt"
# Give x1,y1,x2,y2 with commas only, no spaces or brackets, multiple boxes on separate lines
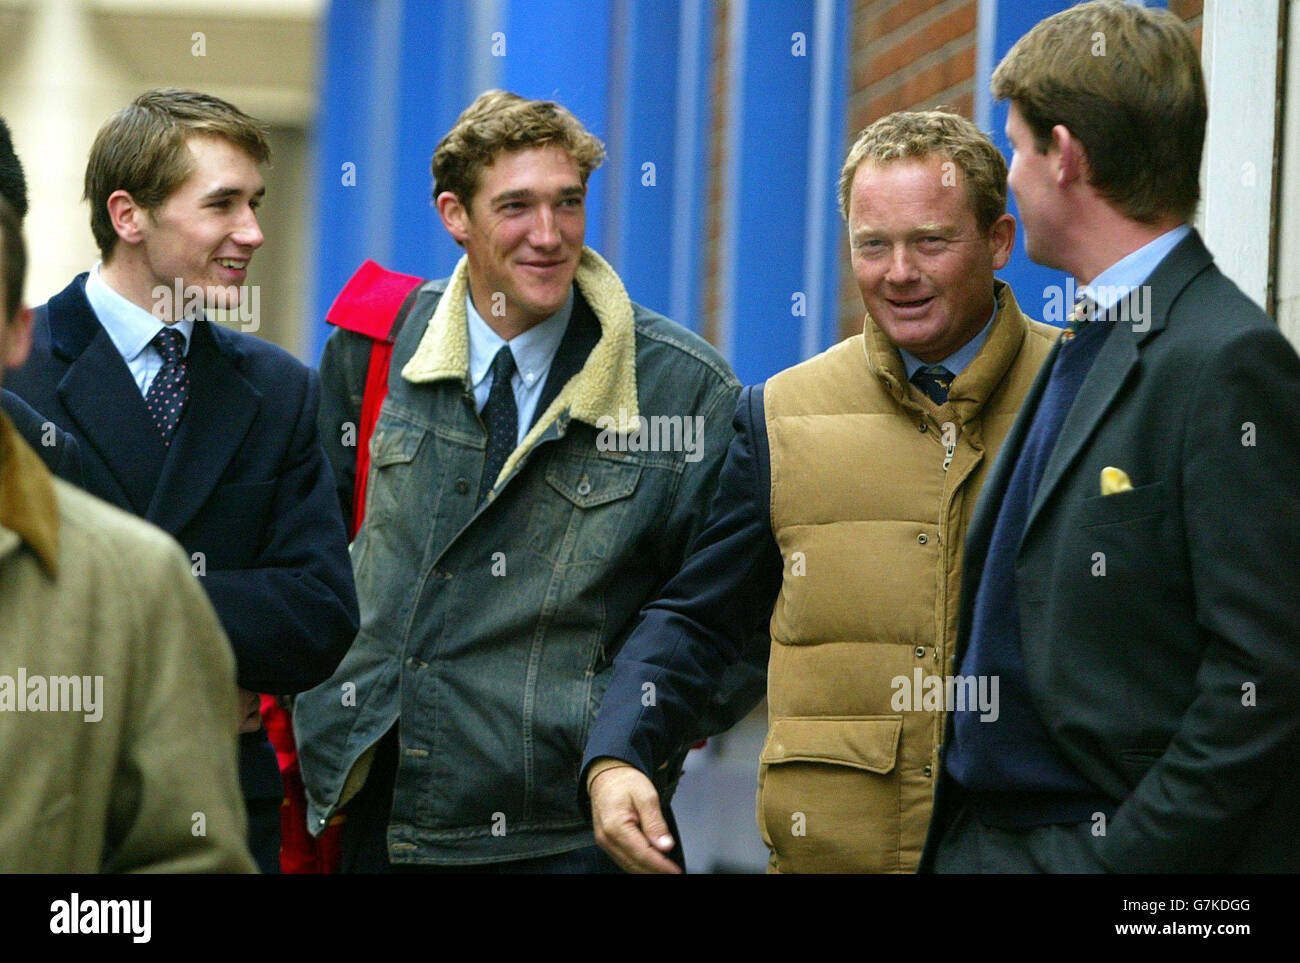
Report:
465,285,572,395
84,263,195,365
1078,223,1191,314
899,299,998,381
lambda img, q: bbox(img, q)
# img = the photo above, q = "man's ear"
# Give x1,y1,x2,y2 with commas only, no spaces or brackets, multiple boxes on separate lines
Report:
3,305,33,370
987,213,1016,271
1051,124,1088,188
106,189,149,247
435,191,470,246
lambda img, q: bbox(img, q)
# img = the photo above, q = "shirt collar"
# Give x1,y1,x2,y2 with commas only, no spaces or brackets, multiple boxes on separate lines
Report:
84,263,196,363
465,286,573,391
1078,223,1192,313
899,297,998,381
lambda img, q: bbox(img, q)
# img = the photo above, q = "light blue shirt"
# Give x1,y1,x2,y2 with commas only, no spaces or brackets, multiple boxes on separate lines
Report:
84,263,195,396
899,301,998,381
466,287,572,447
1080,224,1191,313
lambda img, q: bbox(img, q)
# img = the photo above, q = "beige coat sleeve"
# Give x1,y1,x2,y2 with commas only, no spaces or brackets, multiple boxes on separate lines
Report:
102,539,257,874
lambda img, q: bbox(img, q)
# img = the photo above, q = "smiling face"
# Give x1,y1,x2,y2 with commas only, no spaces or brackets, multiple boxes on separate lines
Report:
437,145,586,335
848,156,1014,363
110,133,265,316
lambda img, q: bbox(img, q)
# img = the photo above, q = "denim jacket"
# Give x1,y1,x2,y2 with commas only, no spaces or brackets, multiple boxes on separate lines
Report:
295,248,751,864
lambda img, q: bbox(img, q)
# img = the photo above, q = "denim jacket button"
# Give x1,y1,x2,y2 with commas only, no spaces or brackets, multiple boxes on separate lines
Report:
455,477,469,494
576,478,592,497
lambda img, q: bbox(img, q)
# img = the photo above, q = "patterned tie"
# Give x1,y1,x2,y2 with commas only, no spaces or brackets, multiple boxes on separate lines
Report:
478,345,518,503
144,327,190,445
911,364,954,406
1062,293,1098,344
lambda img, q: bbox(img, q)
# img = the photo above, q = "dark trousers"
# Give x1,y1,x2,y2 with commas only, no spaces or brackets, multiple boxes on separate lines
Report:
241,730,283,874
932,803,1107,873
340,727,672,874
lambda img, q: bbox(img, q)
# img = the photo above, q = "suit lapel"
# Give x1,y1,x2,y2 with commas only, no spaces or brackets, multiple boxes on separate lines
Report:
1021,323,1140,541
1020,229,1215,543
147,319,260,534
49,278,167,514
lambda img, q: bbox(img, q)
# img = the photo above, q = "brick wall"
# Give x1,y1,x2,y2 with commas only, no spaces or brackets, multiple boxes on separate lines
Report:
701,0,731,349
837,0,978,339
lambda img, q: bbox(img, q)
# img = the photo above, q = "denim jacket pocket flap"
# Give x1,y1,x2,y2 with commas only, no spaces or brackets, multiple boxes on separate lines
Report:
370,427,423,469
546,455,641,509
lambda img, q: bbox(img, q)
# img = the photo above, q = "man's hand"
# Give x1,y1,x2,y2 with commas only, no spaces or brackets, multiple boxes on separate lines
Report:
237,687,262,734
589,764,681,874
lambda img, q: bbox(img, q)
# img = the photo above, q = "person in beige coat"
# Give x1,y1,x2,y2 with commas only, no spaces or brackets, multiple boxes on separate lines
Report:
0,195,254,873
583,111,1058,873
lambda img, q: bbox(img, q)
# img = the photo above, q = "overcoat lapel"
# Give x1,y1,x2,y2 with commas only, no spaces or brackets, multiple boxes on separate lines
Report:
147,318,259,534
49,280,167,514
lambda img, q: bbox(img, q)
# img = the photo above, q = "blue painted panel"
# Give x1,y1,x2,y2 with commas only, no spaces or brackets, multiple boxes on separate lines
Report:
725,1,815,385
608,2,681,319
389,0,466,283
310,0,378,360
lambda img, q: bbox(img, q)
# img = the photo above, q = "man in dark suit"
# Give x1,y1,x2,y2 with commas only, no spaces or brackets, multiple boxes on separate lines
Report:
922,0,1300,872
6,89,358,873
0,115,81,481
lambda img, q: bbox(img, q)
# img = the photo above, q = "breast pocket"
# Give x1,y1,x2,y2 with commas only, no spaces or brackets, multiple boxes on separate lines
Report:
1079,481,1167,528
528,453,642,564
364,426,424,525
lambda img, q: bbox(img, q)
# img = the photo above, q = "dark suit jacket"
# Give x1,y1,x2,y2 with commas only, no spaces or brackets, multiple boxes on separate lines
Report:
8,274,359,799
922,230,1300,872
1,388,81,483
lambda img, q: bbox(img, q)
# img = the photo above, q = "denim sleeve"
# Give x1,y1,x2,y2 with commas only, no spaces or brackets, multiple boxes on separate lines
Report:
581,384,783,785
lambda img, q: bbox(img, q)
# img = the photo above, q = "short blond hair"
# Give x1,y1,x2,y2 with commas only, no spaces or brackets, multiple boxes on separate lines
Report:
992,0,1205,223
432,90,606,205
838,110,1007,233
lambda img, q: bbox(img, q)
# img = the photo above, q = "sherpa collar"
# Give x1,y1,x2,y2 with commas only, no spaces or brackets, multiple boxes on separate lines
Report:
400,246,640,488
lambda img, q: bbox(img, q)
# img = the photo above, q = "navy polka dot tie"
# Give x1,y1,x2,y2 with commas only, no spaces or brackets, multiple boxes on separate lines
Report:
911,364,954,406
145,327,190,446
478,345,518,503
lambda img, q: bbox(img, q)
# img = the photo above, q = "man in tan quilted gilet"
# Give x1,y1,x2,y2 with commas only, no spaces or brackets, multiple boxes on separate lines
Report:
582,110,1059,873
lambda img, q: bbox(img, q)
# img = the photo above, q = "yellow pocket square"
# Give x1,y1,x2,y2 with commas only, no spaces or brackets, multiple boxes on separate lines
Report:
1100,466,1133,496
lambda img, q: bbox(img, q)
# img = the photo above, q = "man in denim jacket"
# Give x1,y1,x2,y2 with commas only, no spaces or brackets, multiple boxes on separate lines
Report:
295,91,755,871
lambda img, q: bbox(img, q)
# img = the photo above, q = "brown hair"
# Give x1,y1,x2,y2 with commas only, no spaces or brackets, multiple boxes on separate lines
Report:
0,195,24,322
839,110,1008,233
432,90,605,206
991,0,1205,223
84,88,271,260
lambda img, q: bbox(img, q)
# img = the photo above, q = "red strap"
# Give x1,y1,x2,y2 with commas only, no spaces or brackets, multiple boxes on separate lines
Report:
326,259,425,342
353,340,395,537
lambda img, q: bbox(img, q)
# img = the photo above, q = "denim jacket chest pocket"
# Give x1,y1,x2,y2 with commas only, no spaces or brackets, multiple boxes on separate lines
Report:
529,451,643,564
362,424,426,529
